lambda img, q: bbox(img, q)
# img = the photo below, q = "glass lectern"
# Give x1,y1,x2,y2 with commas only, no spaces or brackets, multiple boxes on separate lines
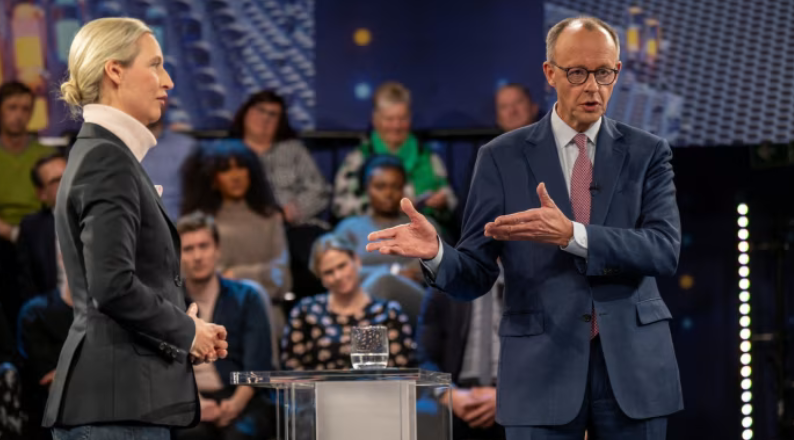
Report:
232,368,452,440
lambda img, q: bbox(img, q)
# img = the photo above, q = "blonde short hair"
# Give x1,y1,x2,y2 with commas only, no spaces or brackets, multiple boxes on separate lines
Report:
60,17,152,117
373,81,411,111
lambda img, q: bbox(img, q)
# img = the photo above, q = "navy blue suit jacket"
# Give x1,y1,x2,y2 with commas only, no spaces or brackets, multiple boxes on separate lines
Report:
428,111,683,426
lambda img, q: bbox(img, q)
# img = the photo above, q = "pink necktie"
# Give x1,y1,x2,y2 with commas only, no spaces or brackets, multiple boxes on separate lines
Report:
570,133,598,338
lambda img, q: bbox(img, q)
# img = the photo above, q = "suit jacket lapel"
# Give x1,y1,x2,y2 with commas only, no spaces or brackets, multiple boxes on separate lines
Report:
590,118,627,226
78,123,181,248
523,113,574,220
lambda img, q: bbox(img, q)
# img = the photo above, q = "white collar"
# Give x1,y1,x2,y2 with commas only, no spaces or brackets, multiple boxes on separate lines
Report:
82,104,157,162
550,103,603,148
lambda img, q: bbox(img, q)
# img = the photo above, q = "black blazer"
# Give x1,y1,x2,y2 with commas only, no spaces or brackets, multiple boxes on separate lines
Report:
16,208,57,299
44,123,198,428
416,289,472,384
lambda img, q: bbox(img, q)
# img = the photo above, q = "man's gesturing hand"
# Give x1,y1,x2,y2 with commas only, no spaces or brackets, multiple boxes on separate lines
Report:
188,303,228,363
366,198,439,260
484,182,574,246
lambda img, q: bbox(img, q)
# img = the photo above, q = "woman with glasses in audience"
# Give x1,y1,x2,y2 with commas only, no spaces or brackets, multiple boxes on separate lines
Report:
181,140,291,302
280,233,415,371
231,90,331,297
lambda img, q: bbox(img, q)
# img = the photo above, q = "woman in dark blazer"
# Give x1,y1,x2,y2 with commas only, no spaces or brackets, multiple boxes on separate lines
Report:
45,17,227,440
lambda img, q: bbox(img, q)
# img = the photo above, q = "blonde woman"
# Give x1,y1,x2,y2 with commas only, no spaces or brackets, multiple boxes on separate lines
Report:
45,18,228,440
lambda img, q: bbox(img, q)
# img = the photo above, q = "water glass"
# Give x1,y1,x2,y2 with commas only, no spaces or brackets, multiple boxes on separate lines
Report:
350,325,389,369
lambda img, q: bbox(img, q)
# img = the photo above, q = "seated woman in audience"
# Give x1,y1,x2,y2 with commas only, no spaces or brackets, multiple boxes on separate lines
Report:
231,90,331,297
231,90,330,226
334,154,444,284
332,81,457,225
181,140,291,300
281,234,415,371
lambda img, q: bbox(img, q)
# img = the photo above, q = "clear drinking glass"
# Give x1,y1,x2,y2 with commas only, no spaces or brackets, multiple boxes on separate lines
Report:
350,325,389,369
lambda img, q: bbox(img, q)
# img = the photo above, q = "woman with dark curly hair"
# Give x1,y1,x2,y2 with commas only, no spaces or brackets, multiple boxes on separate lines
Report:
232,90,331,298
181,140,291,300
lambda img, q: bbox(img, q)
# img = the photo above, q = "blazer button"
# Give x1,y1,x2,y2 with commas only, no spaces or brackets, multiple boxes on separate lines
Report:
159,342,166,351
582,314,592,323
174,275,183,287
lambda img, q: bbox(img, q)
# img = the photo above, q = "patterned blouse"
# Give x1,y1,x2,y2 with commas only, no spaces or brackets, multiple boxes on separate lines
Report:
281,294,415,371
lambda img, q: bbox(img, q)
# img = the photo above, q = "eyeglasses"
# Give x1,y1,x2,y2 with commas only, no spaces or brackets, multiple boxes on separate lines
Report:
550,63,619,85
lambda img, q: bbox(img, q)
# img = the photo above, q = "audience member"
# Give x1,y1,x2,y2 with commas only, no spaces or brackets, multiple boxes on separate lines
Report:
0,81,54,336
416,264,506,440
141,116,197,220
16,153,66,300
181,140,292,301
335,154,441,284
232,90,330,226
495,83,540,132
17,252,73,440
174,212,274,440
281,234,414,371
0,81,53,242
232,90,330,298
332,81,456,224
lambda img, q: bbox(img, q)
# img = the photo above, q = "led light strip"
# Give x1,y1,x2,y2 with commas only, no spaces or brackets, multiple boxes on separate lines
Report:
737,203,753,439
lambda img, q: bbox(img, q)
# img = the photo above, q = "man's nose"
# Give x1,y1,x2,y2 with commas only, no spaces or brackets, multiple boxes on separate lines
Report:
583,72,600,92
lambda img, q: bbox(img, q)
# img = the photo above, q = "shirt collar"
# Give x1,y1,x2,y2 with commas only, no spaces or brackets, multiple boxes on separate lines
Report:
82,104,157,162
550,102,603,149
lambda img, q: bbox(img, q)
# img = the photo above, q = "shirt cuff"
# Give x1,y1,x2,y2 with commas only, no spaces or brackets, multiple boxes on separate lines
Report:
420,236,444,277
561,222,588,259
10,226,19,243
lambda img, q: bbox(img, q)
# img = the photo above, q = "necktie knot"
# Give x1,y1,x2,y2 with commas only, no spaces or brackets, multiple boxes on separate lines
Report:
573,133,588,152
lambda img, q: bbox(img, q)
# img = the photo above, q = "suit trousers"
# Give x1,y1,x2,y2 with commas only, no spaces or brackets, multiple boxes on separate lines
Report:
505,338,667,440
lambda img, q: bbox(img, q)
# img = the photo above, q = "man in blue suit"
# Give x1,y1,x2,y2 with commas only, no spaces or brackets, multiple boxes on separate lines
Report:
367,16,682,439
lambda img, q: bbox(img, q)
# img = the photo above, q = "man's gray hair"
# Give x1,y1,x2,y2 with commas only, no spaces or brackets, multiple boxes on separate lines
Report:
546,16,621,63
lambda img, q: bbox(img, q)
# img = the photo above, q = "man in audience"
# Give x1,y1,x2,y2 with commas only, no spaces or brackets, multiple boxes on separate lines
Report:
417,264,506,440
16,153,66,299
142,115,197,220
17,252,74,440
332,81,457,226
495,83,540,132
0,81,53,334
175,212,274,440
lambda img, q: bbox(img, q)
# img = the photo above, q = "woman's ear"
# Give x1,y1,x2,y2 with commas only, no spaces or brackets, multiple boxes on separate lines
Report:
104,60,125,86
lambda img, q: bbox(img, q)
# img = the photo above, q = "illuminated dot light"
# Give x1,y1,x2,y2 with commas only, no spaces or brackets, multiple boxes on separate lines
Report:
353,28,372,46
738,203,752,436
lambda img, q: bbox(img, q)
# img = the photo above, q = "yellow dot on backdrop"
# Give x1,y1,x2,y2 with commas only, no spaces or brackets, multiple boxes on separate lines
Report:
679,274,694,290
354,28,372,46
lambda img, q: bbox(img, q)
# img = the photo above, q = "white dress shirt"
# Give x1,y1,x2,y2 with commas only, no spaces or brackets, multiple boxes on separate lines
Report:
82,104,157,162
424,104,601,273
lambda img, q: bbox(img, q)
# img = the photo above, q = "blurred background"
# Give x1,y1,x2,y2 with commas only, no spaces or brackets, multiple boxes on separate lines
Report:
0,0,792,439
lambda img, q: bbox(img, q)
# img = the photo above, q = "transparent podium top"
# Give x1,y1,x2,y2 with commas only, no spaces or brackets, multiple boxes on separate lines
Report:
231,368,450,388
